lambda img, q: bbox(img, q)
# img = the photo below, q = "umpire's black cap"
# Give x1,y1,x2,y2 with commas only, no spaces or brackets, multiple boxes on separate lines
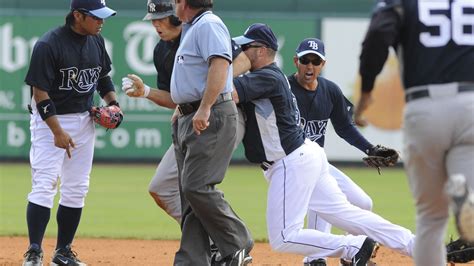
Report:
233,23,279,51
71,0,116,19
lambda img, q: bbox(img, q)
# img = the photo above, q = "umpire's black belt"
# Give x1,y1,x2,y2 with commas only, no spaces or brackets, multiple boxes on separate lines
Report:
177,92,232,116
405,83,474,102
260,160,274,171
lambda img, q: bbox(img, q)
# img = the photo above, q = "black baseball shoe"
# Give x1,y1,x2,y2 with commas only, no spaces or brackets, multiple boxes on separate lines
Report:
303,258,327,266
445,174,474,242
218,248,252,266
350,237,379,266
50,245,86,266
340,258,378,266
22,244,43,266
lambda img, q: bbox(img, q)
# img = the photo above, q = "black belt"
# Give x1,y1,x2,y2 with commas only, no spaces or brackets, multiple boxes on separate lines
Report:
260,160,274,171
177,92,233,116
405,84,474,102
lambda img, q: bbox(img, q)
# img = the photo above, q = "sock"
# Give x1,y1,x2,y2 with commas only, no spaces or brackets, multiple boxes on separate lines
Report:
56,204,82,249
26,202,51,248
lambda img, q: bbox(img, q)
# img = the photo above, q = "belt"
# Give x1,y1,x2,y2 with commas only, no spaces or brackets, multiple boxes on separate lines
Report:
177,92,233,116
405,83,474,102
260,160,274,171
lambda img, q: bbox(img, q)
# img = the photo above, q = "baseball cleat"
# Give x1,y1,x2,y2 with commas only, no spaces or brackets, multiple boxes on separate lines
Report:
350,237,379,266
445,174,474,242
303,258,327,266
50,245,86,266
23,244,43,266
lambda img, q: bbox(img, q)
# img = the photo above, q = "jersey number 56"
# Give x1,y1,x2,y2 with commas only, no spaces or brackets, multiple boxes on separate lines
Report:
418,0,474,47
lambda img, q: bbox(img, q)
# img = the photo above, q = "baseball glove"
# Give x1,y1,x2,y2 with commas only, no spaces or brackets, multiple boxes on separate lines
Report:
446,237,474,264
90,105,123,129
363,145,399,174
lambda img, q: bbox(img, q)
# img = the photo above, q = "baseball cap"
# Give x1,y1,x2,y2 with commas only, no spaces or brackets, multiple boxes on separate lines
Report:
71,0,116,19
296,38,325,60
233,23,279,51
143,0,175,21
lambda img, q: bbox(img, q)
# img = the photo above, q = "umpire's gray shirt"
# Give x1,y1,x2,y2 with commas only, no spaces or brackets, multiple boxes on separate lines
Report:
170,11,233,104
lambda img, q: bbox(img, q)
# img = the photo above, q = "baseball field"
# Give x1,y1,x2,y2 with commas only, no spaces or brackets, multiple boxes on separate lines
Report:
0,162,461,265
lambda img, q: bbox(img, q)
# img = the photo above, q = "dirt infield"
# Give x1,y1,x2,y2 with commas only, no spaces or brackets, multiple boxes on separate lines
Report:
0,236,420,265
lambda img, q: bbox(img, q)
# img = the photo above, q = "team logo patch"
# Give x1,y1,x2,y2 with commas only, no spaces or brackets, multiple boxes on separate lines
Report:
177,55,184,64
308,40,318,50
59,66,102,93
148,3,156,12
300,118,328,142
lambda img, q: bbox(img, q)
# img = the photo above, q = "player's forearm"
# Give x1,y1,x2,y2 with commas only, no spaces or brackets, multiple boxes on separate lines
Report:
335,124,373,154
102,91,118,105
232,52,251,77
146,89,176,109
202,57,230,108
32,87,63,135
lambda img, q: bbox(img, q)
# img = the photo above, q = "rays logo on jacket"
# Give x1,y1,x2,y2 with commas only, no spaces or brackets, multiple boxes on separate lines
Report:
300,118,328,142
59,66,102,93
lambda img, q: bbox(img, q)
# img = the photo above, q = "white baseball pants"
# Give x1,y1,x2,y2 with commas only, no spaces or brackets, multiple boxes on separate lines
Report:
28,111,95,209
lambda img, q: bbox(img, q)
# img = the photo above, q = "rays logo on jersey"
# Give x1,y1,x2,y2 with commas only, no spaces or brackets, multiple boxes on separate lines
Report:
300,118,328,142
59,66,102,93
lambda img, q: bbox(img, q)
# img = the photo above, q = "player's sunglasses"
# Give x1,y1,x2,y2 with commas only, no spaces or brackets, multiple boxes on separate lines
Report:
76,9,102,21
298,56,323,66
242,44,267,51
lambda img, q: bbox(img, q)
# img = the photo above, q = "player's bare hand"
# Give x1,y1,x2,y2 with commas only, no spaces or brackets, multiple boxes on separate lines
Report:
122,74,145,97
354,92,373,127
192,107,210,135
53,130,75,158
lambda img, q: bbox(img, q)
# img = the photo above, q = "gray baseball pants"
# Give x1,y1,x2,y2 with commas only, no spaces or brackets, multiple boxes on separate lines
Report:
148,108,246,223
172,101,252,266
403,82,474,266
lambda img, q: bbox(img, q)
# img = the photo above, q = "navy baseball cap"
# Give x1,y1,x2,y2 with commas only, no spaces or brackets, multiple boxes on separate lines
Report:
233,23,279,51
296,38,325,60
71,0,116,19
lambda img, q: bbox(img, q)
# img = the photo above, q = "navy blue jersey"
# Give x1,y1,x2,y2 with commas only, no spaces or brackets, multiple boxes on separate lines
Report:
360,0,474,91
288,74,373,153
153,35,180,92
154,38,241,91
234,63,305,163
25,26,113,114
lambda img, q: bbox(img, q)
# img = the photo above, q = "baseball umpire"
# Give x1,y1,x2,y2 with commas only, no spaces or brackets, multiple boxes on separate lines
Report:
22,0,120,265
122,1,251,265
122,0,250,227
355,0,474,265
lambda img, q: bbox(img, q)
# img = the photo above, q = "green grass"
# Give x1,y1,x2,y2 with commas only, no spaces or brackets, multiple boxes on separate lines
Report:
0,163,457,241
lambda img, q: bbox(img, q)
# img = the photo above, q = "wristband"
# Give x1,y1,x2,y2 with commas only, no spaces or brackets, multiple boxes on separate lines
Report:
143,84,151,98
108,100,120,107
36,99,57,120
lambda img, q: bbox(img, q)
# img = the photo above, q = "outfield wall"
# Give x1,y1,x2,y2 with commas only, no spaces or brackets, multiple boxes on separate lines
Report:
0,2,405,162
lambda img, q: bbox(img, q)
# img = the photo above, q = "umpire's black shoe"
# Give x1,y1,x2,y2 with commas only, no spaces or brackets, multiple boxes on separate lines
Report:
219,248,252,266
51,245,86,266
22,244,43,266
303,258,327,266
351,237,379,266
